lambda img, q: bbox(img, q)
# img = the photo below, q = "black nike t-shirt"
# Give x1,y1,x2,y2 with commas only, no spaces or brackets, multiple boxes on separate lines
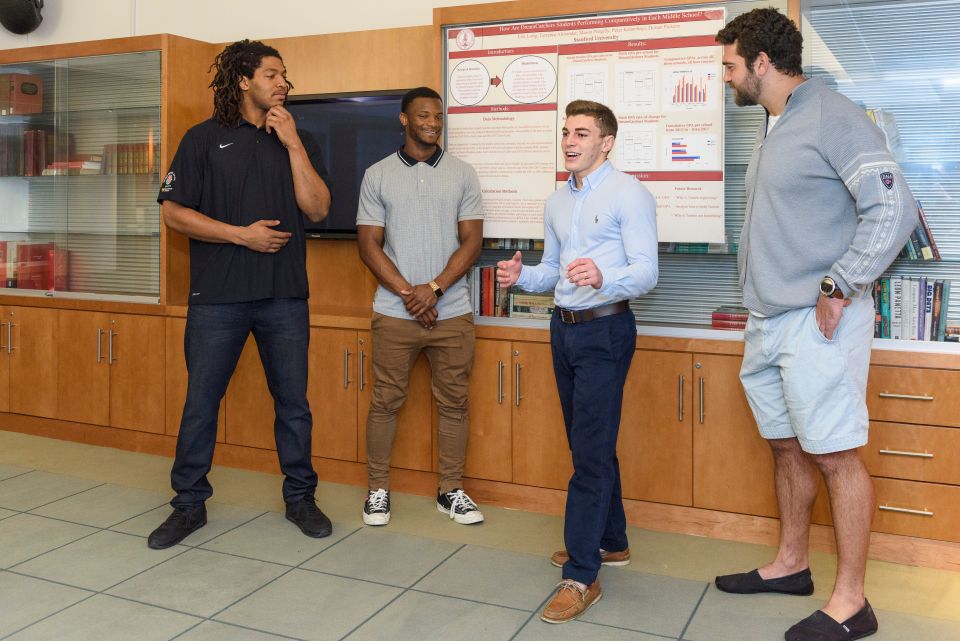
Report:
157,118,327,305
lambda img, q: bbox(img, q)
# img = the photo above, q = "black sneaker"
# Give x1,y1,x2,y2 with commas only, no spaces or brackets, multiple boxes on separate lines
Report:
437,488,484,524
285,496,332,538
363,488,391,526
147,503,207,549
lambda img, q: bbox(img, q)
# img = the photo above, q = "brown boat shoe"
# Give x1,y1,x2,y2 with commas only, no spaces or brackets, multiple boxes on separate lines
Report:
540,579,602,624
550,548,631,568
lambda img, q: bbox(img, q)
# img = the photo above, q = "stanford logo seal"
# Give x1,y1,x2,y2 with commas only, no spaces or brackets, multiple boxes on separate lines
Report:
880,171,894,190
455,28,476,50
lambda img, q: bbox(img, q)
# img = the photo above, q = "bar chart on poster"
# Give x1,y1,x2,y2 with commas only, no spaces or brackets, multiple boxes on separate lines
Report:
444,8,726,242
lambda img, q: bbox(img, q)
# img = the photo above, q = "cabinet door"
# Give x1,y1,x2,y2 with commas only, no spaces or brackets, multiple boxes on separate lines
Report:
164,317,224,441
357,339,435,473
57,310,110,425
463,338,513,482
109,314,164,433
511,341,570,489
224,336,278,450
0,308,9,412
692,353,778,517
9,306,59,419
308,328,358,461
620,350,693,505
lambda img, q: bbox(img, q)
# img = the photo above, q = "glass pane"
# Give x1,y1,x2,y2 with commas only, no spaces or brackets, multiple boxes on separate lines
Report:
0,50,160,302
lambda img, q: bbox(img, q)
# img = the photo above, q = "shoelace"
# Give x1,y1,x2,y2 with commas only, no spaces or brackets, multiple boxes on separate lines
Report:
444,489,478,517
555,579,587,600
367,489,389,512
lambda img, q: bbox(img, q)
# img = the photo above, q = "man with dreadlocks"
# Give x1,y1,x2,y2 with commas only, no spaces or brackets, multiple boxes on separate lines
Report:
149,40,332,549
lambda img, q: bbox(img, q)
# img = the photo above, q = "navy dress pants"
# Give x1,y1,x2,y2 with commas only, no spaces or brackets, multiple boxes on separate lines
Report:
550,308,636,585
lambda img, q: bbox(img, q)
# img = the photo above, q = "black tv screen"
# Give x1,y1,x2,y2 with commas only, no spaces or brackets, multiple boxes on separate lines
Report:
287,91,407,237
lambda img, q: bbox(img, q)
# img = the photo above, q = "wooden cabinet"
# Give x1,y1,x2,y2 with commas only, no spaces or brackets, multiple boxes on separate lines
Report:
0,306,9,412
57,310,165,432
165,317,224,441
463,338,513,482
308,328,359,461
8,306,58,419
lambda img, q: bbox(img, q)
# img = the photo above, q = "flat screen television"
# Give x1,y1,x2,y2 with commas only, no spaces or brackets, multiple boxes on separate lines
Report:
287,90,408,237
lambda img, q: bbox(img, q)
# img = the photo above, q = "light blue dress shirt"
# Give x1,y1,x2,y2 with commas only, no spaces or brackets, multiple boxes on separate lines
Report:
516,161,659,310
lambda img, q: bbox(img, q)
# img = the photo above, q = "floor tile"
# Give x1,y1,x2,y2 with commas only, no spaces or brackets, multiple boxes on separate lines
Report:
414,544,559,610
111,501,266,546
0,470,100,511
30,483,170,528
0,513,97,568
0,507,15,520
107,548,287,617
175,620,295,641
515,618,669,640
302,527,461,587
578,567,707,637
216,568,402,641
200,511,354,566
0,463,32,481
682,587,828,641
5,593,199,641
345,590,528,641
0,571,91,637
13,530,184,591
867,609,960,641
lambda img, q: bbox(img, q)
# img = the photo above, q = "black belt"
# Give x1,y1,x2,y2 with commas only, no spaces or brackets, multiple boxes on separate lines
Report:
557,301,629,324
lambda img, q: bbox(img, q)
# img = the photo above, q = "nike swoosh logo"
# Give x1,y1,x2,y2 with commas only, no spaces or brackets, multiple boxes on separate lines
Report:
219,143,234,149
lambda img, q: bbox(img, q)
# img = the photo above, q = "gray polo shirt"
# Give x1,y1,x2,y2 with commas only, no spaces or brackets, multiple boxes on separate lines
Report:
357,147,483,320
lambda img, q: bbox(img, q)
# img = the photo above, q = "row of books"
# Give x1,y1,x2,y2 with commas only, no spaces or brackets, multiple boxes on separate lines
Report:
899,201,940,261
481,238,544,251
661,242,738,254
873,276,954,341
471,265,555,319
0,126,158,176
0,241,69,291
711,306,748,330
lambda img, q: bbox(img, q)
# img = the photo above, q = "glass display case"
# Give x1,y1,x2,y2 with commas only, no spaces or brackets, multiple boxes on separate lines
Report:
0,50,161,303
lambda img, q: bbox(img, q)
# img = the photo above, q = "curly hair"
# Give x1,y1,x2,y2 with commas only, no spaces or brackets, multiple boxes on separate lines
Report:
209,39,292,127
565,100,618,138
715,8,803,77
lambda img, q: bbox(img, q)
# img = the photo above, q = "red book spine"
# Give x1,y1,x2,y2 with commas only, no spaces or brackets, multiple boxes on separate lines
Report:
711,312,749,321
711,319,747,330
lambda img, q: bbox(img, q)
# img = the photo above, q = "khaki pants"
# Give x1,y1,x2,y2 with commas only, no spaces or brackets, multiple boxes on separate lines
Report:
366,312,475,493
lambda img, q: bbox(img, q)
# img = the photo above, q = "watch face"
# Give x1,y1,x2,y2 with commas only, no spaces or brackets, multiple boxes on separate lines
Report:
820,278,835,295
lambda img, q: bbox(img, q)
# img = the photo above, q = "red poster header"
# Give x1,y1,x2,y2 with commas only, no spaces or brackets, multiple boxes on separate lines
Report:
556,171,723,182
559,35,717,55
448,10,724,40
449,103,557,114
449,45,557,59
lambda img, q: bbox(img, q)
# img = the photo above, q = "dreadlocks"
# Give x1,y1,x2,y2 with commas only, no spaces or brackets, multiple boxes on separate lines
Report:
209,39,292,127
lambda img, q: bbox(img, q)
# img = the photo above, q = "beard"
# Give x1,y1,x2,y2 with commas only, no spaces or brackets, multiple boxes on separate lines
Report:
732,72,762,107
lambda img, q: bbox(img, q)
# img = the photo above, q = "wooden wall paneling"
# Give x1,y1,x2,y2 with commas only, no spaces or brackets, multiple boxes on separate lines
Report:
308,327,358,460
0,308,9,413
9,306,59,419
164,317,225,442
109,314,165,434
306,240,377,313
56,310,110,426
224,336,276,450
619,349,693,505
462,338,513,482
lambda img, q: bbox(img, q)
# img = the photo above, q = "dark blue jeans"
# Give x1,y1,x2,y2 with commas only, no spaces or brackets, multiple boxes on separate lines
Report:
171,298,317,507
550,308,636,585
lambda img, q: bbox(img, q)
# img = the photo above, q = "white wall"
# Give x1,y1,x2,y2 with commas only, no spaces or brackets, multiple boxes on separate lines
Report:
0,0,494,50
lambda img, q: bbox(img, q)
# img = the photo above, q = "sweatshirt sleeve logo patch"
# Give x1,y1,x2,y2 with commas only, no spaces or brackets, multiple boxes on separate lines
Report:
161,171,176,193
880,171,894,189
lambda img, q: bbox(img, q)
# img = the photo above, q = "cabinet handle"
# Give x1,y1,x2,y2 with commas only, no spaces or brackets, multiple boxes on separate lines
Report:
7,321,13,353
497,360,504,405
108,327,117,364
698,376,704,424
879,504,933,517
343,349,352,389
878,392,934,401
515,362,522,407
678,375,684,421
359,348,366,391
97,327,103,363
879,448,933,459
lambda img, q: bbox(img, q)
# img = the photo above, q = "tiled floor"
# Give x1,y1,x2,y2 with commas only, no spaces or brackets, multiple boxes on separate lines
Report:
0,432,958,641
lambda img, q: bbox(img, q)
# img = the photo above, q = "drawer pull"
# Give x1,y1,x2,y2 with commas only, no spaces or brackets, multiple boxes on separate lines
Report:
878,392,934,401
879,448,933,459
878,504,933,517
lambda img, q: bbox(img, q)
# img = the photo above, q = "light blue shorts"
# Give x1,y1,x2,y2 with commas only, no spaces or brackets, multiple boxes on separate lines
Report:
739,295,874,454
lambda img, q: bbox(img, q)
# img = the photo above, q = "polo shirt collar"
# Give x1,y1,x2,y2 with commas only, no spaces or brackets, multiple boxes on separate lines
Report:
397,145,444,167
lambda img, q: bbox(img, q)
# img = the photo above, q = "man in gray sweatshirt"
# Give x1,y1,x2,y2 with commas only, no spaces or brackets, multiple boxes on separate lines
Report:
712,9,917,641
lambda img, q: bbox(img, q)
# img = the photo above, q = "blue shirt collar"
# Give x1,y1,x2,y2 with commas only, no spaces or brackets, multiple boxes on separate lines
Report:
567,159,613,192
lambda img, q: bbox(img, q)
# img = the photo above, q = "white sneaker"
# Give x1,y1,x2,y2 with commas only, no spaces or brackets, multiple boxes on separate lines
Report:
363,488,390,526
436,488,484,525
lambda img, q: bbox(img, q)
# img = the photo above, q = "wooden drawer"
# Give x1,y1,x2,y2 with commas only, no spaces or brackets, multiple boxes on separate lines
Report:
866,366,960,428
864,422,960,485
872,477,960,542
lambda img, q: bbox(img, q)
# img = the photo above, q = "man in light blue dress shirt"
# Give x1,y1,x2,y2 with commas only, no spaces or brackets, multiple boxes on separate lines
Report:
497,100,658,624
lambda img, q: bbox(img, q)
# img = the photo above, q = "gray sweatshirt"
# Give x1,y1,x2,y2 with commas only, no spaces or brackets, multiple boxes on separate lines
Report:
739,77,917,316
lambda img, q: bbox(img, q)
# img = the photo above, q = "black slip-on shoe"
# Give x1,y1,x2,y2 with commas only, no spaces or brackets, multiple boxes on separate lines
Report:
715,568,814,596
785,600,878,641
285,496,332,538
147,503,207,550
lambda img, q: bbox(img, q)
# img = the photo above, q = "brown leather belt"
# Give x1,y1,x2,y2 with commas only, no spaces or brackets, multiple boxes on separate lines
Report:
557,301,629,324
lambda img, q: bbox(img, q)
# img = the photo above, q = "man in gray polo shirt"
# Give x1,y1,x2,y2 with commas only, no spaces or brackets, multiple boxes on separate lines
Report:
356,86,484,527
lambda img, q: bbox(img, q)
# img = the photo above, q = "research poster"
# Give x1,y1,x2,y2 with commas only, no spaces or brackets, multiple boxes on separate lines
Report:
444,8,726,242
